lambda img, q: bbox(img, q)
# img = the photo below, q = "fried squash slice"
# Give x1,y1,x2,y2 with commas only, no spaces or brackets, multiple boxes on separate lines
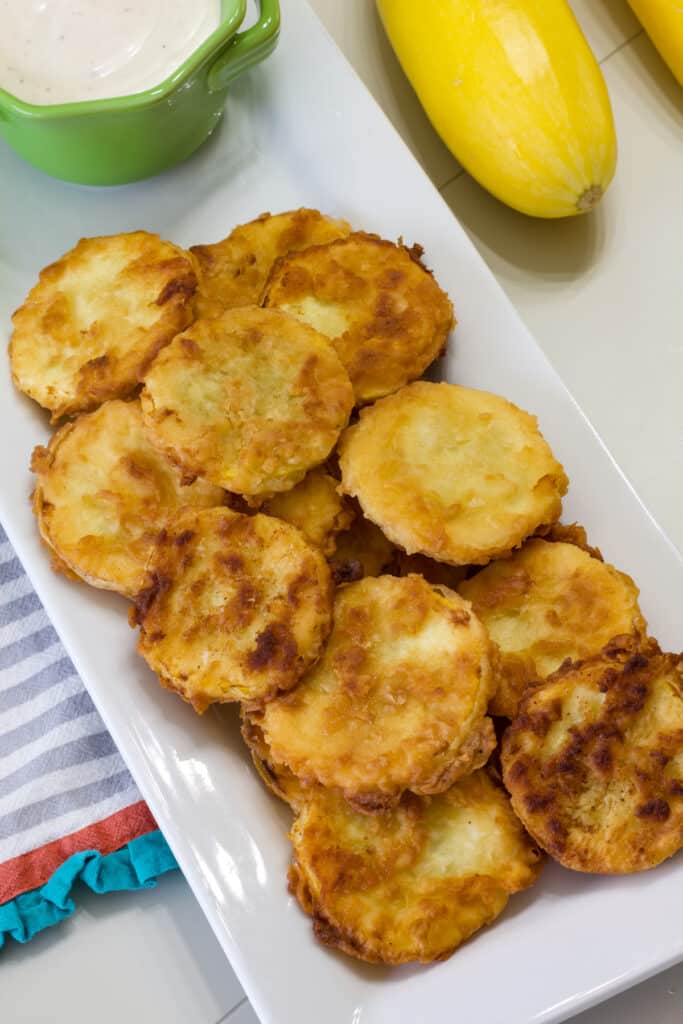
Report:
241,712,309,810
10,232,196,421
249,574,496,811
393,550,469,589
30,400,224,597
263,232,454,404
133,507,333,711
262,468,354,555
460,537,647,718
502,636,683,873
289,771,543,964
339,382,568,567
190,208,351,319
140,307,354,499
535,521,603,559
327,512,397,585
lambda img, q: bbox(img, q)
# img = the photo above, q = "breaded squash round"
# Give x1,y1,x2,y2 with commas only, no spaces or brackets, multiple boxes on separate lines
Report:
241,712,309,810
132,507,333,711
393,551,469,590
262,468,354,555
339,382,568,566
460,538,647,718
289,770,543,964
250,574,496,811
190,208,351,319
30,400,224,597
10,232,196,422
535,521,603,559
502,636,683,873
327,513,397,585
263,232,454,404
140,307,354,499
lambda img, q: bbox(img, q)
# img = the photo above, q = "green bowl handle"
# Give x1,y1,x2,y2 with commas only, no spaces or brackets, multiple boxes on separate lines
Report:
207,0,280,93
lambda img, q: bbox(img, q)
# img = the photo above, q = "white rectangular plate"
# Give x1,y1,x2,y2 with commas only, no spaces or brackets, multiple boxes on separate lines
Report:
1,2,681,1022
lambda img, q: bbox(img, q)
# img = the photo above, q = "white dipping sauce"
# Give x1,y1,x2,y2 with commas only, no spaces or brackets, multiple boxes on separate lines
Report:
0,0,222,105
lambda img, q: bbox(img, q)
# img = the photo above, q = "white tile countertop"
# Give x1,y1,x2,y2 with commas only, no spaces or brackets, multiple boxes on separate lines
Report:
3,2,682,1022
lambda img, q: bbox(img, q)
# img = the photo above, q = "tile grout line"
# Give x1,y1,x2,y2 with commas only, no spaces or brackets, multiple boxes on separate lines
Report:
598,27,645,66
438,168,466,193
214,995,249,1024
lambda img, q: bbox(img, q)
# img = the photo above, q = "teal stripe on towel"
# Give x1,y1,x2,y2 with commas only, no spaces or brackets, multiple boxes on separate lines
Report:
0,830,178,947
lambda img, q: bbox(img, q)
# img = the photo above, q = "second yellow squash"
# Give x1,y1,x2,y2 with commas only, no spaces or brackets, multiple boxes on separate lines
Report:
627,0,683,85
376,0,617,218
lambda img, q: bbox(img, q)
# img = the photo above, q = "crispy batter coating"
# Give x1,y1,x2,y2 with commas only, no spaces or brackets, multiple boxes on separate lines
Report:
140,307,354,499
535,521,603,559
241,712,309,810
392,551,469,590
262,468,354,555
329,529,468,588
502,636,683,873
289,770,543,964
339,382,568,566
133,507,333,711
460,538,647,718
327,512,396,585
263,232,454,404
10,232,196,422
190,209,351,319
30,400,224,597
250,575,496,810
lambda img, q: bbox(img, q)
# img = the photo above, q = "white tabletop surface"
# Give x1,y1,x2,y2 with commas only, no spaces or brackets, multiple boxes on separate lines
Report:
4,2,683,1022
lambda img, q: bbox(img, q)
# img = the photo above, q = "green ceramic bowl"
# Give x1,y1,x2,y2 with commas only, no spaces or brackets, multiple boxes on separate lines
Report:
0,0,280,186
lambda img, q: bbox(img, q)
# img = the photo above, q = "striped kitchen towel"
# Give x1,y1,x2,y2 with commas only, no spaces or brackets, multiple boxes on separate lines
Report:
0,522,176,944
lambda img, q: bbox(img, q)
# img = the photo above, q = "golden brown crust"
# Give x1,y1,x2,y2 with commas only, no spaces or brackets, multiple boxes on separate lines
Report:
535,521,603,560
240,712,309,810
289,771,543,964
30,399,224,597
460,538,647,718
243,704,495,813
390,550,470,590
139,307,354,498
327,511,397,585
263,232,455,404
190,208,351,318
10,232,196,421
133,507,333,711
251,574,496,809
339,382,568,567
415,717,497,794
501,636,683,873
262,468,354,555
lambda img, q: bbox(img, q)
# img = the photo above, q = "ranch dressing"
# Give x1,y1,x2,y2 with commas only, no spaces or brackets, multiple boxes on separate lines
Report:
0,0,222,105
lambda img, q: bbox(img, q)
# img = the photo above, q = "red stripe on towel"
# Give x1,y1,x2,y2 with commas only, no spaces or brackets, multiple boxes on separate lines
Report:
0,801,157,903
